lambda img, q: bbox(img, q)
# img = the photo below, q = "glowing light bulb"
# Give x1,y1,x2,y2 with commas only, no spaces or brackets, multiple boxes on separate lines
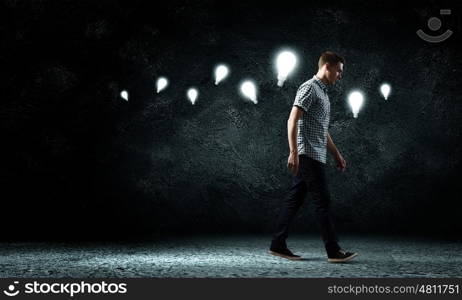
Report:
187,88,198,105
157,77,168,93
120,90,129,101
380,83,391,100
348,90,364,118
214,65,229,85
240,81,257,104
276,51,297,87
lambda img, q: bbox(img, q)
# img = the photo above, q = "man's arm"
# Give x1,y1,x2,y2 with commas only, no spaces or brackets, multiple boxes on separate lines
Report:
286,106,304,175
327,132,346,171
327,132,340,156
288,106,304,154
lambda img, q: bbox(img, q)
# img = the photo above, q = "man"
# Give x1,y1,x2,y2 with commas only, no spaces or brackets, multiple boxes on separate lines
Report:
269,51,358,263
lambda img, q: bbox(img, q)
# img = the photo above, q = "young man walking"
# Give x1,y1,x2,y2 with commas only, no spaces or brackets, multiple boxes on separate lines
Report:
269,51,358,263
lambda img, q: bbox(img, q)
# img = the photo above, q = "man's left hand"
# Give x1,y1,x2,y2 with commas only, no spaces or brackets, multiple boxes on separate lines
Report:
335,152,346,172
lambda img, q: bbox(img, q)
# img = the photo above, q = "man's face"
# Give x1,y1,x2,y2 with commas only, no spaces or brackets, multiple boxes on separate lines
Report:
326,62,343,85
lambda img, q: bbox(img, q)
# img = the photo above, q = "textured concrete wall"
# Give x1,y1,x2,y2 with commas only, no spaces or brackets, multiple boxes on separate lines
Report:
1,0,461,240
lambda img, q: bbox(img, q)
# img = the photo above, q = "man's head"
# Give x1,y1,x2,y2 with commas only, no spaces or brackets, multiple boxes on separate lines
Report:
318,51,344,85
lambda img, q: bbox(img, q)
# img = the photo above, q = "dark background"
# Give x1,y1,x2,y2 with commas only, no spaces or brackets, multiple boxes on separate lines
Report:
1,0,461,241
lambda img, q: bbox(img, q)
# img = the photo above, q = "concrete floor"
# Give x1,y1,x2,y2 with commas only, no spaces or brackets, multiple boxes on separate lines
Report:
0,235,461,278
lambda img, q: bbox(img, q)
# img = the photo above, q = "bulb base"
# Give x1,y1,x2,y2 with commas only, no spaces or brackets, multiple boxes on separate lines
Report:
277,74,287,87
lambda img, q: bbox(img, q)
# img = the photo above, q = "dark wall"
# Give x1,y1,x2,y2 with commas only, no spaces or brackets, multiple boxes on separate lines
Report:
1,0,461,240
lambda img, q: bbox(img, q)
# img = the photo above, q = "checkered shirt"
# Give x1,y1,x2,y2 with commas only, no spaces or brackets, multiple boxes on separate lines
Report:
293,75,330,164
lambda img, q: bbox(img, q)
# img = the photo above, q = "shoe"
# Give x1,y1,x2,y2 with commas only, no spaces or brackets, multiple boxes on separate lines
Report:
327,249,358,263
268,247,302,260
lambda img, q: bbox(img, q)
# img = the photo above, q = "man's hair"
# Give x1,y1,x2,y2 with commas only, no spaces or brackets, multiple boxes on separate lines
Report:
318,51,345,69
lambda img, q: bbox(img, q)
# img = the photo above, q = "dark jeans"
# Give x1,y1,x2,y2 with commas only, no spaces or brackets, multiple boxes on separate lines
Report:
271,154,340,256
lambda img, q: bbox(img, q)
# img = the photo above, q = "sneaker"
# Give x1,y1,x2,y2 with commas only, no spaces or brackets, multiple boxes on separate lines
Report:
268,247,302,260
327,249,358,263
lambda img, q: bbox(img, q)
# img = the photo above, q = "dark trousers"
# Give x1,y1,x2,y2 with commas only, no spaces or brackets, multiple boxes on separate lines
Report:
271,154,340,255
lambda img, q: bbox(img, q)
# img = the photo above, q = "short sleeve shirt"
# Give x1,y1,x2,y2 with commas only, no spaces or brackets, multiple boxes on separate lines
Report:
293,75,330,164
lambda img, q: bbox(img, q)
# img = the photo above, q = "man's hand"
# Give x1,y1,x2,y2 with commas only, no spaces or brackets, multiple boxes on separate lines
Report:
287,153,299,175
335,152,346,172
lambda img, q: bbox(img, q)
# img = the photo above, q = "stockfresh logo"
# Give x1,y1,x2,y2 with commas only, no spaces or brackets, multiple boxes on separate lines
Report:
3,281,20,297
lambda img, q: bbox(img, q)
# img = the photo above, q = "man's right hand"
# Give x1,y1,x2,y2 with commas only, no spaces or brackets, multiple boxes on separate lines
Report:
287,153,299,176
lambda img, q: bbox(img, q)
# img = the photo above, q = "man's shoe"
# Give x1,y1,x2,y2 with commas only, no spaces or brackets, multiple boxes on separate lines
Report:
327,250,358,263
268,248,302,260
